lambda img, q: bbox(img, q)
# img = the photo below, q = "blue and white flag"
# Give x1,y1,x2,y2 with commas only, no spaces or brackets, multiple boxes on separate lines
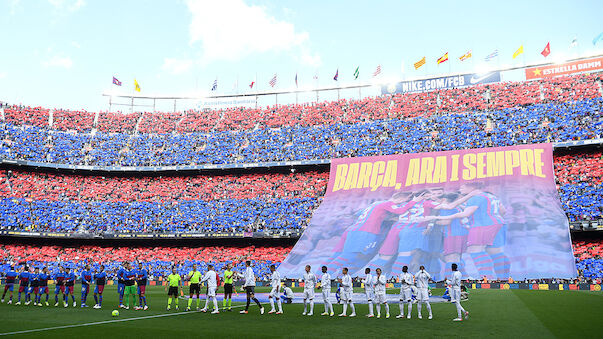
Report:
485,49,499,62
211,79,217,91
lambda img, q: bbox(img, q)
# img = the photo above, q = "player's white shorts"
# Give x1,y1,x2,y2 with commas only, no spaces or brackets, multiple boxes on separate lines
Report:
374,292,387,304
207,286,216,297
340,289,353,302
365,289,375,301
269,286,279,298
303,289,315,300
399,287,412,302
416,288,429,302
321,289,330,302
451,287,461,303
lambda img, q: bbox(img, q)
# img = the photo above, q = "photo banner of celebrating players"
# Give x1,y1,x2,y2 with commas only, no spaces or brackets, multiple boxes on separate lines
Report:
278,143,577,280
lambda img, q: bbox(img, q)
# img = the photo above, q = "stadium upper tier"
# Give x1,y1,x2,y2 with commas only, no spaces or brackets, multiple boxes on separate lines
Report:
2,73,601,133
0,152,600,236
0,99,601,167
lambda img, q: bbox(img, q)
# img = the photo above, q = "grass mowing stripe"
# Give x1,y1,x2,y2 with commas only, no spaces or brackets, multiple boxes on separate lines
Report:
0,305,247,336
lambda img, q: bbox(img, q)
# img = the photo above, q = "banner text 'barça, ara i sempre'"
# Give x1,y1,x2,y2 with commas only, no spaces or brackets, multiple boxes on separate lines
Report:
278,144,576,281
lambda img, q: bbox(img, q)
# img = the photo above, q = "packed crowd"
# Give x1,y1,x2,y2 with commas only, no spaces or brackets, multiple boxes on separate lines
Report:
0,245,288,280
0,240,601,281
3,73,601,133
1,98,601,167
0,149,600,233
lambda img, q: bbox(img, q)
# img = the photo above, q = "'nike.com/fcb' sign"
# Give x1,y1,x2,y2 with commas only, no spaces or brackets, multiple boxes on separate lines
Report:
381,72,500,95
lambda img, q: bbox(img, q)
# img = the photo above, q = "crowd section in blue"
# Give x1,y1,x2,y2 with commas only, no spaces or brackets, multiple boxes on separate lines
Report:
0,99,601,167
0,197,317,234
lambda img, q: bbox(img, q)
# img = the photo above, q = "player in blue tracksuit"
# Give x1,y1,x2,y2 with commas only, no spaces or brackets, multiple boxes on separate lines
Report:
2,265,18,304
37,268,51,306
80,265,93,307
16,267,30,305
93,266,107,309
136,264,148,310
116,264,126,307
63,268,76,307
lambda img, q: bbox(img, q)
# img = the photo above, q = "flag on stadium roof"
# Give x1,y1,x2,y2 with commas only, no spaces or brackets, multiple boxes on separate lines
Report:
112,77,122,86
512,45,524,59
593,32,603,45
211,79,217,91
437,52,448,65
414,57,426,69
333,69,339,81
134,79,141,92
541,42,551,57
485,49,498,62
249,81,255,89
570,37,578,48
295,73,298,88
353,66,359,80
269,74,277,87
459,50,472,61
313,73,318,80
372,64,381,77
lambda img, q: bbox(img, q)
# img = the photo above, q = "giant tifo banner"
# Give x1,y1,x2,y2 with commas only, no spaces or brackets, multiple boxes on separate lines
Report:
278,144,576,280
380,71,500,95
525,56,603,80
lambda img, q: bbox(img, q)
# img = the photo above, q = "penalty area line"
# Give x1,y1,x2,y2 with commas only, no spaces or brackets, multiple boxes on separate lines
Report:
0,305,246,336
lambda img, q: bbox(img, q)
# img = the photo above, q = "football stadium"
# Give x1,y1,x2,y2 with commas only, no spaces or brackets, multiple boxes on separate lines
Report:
1,1,602,338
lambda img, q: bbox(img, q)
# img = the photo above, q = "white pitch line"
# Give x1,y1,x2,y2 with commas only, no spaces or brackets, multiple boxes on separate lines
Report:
0,305,246,337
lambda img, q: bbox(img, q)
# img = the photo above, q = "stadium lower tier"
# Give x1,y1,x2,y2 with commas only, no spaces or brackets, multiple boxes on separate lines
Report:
0,240,601,280
1,99,601,167
0,197,318,233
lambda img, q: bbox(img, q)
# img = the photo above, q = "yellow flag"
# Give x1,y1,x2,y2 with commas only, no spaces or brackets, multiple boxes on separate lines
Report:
134,79,141,92
512,45,524,59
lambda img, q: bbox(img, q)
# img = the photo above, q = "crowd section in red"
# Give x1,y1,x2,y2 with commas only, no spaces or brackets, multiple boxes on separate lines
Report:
0,244,290,264
0,151,599,204
0,170,328,203
573,240,603,260
554,151,603,186
3,73,600,133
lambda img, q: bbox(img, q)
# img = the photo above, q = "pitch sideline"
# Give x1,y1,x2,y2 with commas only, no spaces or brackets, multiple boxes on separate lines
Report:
0,304,247,336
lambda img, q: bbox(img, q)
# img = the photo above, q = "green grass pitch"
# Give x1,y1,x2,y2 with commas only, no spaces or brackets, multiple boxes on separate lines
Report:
0,285,601,338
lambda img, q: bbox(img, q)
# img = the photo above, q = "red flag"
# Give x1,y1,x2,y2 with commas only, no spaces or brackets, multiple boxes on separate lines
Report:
249,81,255,89
541,42,551,57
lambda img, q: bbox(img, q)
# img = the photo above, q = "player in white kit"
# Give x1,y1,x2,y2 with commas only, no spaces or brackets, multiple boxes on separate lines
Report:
302,265,317,316
397,265,414,319
450,263,469,321
362,268,375,317
319,266,334,316
338,267,356,317
199,265,219,314
268,265,283,314
373,268,390,318
414,265,433,319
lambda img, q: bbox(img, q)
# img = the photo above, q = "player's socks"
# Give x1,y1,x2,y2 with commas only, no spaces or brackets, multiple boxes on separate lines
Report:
384,303,390,316
309,300,314,314
470,252,495,278
55,294,58,303
425,302,432,317
303,299,307,313
94,295,98,305
212,297,218,311
188,298,193,308
277,298,283,313
376,304,381,317
175,298,179,307
455,301,465,318
195,296,199,309
168,298,172,307
398,301,404,316
222,298,227,308
342,302,348,315
99,295,103,306
269,297,275,311
407,303,412,317
490,252,511,279
349,302,355,314
18,292,21,302
391,256,411,272
245,296,251,311
142,296,147,306
227,298,232,309
368,300,374,316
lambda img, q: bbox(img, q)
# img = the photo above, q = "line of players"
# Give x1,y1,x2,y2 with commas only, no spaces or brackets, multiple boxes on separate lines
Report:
1,262,148,310
294,263,469,321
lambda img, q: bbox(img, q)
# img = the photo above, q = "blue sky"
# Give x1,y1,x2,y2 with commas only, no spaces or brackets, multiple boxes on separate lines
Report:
0,0,602,112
